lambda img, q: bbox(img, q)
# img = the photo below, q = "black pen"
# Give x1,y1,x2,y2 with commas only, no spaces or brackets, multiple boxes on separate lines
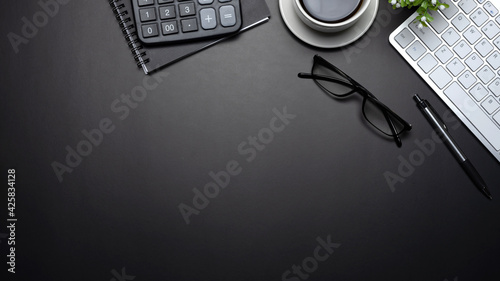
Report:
413,94,492,200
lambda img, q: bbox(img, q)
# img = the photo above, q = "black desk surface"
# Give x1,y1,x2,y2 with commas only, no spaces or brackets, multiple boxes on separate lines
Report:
2,1,499,280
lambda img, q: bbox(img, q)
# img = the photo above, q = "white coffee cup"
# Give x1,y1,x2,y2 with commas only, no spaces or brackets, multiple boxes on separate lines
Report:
293,0,372,33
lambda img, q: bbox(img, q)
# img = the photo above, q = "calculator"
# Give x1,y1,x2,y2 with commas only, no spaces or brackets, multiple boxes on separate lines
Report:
132,0,242,45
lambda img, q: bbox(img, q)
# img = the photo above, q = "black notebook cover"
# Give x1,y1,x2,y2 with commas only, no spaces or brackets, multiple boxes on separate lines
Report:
109,0,271,74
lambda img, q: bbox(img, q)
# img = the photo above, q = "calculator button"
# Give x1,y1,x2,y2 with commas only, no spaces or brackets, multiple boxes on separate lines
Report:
161,21,178,35
219,0,232,2
199,0,214,4
158,0,174,3
140,8,156,22
138,0,154,7
220,5,236,27
200,8,217,29
159,6,176,20
179,2,196,17
142,24,159,37
181,18,198,32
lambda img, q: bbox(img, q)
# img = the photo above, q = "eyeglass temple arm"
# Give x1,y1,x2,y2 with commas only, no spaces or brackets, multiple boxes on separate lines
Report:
298,73,359,89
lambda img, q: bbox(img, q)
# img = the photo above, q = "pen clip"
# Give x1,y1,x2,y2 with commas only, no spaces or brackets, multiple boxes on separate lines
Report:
426,101,448,131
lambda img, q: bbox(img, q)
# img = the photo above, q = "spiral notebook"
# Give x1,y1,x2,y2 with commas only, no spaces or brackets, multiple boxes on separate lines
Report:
109,0,271,74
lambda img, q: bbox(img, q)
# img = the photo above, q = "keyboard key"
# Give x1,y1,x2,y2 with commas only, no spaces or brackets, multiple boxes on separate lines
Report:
489,79,500,97
475,38,494,56
470,83,489,101
418,53,438,73
465,52,484,71
481,96,500,114
458,70,477,88
453,40,473,58
200,8,217,29
484,1,499,17
406,41,426,60
447,57,465,76
429,10,449,33
442,27,461,45
478,65,495,83
452,13,471,31
481,21,500,39
444,82,500,150
436,45,454,63
458,0,477,14
409,22,442,51
494,111,500,126
441,0,459,19
198,0,214,4
430,66,453,89
463,25,481,43
488,78,500,96
494,36,500,49
470,8,489,26
394,28,415,48
470,7,489,26
487,51,500,69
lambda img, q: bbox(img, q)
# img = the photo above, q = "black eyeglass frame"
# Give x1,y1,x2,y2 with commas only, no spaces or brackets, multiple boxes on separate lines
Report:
298,55,412,147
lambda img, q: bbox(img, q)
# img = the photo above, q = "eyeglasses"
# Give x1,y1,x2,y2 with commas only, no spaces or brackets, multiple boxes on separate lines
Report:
298,55,412,147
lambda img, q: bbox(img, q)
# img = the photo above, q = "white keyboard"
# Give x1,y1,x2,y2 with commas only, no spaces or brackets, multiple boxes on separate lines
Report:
389,0,500,162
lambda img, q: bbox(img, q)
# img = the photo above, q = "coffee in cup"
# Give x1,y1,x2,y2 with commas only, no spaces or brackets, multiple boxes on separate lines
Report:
300,0,363,23
293,0,372,33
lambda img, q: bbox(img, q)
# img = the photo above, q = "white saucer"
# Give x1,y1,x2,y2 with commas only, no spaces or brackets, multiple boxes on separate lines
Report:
279,0,379,48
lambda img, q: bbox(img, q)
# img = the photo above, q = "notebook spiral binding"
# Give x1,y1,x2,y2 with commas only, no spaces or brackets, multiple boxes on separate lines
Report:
109,0,150,74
